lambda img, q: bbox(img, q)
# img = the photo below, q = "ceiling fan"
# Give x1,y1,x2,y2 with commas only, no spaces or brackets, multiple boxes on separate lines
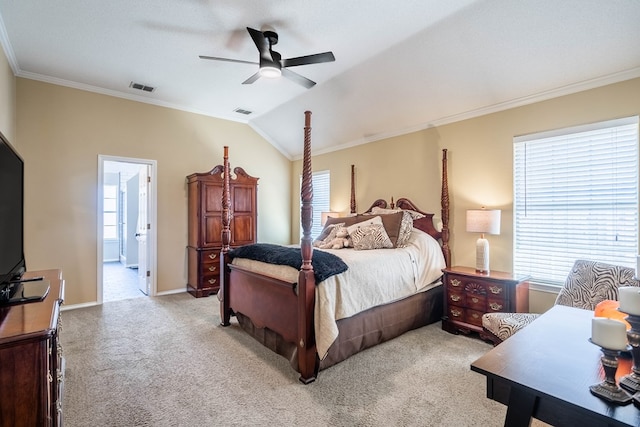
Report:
199,27,335,89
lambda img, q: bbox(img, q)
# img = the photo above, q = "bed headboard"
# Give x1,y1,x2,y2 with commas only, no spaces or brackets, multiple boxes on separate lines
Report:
353,150,451,267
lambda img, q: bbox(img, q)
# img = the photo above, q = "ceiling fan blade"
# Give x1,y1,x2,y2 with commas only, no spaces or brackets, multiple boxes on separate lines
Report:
199,56,257,65
242,71,261,85
281,68,316,89
282,52,335,68
246,27,273,62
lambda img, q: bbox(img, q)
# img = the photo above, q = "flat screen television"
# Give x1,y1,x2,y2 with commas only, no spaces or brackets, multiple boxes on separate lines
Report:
0,132,49,307
0,131,26,287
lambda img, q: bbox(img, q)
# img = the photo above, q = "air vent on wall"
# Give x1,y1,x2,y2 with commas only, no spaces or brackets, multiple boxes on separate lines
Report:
234,108,253,115
129,81,155,92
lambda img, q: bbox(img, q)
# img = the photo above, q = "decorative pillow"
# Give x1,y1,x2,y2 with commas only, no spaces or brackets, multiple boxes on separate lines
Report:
350,224,393,250
346,215,383,236
314,222,345,247
371,206,426,220
325,212,404,247
395,211,414,248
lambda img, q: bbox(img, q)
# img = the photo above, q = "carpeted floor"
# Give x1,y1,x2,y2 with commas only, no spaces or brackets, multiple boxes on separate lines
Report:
60,293,544,426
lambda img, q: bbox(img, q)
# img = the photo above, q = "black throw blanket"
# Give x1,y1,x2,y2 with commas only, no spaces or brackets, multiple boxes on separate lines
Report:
228,243,348,283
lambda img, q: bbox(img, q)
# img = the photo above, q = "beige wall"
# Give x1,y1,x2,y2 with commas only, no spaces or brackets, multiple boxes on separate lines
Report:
0,44,15,142
294,77,640,313
8,54,640,311
16,78,291,305
291,130,443,237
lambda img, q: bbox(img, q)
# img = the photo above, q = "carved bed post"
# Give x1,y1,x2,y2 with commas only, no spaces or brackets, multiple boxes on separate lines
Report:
350,164,356,214
297,111,318,384
219,146,232,326
441,149,451,267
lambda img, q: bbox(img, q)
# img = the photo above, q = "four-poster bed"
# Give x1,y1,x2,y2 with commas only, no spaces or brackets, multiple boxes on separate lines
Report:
219,111,451,383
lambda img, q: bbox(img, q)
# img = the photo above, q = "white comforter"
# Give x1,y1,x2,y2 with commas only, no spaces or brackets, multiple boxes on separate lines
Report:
231,228,446,359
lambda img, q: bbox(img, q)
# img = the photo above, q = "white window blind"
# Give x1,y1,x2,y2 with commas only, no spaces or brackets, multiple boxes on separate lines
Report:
513,116,639,286
300,170,330,239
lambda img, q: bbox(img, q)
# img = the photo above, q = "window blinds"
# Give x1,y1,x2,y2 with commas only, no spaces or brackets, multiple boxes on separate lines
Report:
300,170,330,239
513,116,639,285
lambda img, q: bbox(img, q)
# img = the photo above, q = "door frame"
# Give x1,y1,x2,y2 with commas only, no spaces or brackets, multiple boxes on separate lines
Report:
97,155,158,303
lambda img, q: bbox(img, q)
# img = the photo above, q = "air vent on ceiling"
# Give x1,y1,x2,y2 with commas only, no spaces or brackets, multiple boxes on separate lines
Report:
234,108,253,115
129,81,155,92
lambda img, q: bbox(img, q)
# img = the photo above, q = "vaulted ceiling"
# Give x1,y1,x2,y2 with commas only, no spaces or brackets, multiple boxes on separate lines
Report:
1,0,639,159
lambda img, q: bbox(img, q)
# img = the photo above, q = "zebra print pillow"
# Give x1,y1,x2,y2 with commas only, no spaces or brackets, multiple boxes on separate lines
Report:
350,224,393,250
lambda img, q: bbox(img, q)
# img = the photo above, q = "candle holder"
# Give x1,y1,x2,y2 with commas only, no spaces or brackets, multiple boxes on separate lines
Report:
620,313,640,393
588,339,632,404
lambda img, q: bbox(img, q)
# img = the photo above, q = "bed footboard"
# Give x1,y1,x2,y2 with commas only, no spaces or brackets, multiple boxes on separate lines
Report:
219,262,318,383
219,112,319,384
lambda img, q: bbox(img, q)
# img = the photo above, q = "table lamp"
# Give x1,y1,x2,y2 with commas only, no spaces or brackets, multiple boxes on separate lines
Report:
466,208,501,273
321,211,339,226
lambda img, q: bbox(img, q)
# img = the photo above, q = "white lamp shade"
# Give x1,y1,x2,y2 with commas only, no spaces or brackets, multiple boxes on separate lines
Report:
321,211,339,226
466,209,501,235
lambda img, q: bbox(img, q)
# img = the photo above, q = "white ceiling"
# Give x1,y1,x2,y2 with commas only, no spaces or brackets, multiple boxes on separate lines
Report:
1,0,640,159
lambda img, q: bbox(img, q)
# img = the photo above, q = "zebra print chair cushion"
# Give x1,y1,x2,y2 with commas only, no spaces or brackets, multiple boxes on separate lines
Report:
482,259,639,344
554,259,638,309
482,312,540,342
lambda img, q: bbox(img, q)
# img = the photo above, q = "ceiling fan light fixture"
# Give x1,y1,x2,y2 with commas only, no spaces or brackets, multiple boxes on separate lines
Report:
259,65,281,78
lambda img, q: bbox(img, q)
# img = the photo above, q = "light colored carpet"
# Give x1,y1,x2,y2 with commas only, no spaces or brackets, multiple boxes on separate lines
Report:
60,293,543,426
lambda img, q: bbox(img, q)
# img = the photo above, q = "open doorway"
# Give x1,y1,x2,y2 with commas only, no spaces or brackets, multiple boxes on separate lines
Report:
97,155,157,303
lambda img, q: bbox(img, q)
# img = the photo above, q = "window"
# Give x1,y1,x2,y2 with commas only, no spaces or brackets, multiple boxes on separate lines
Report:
300,170,330,239
103,184,118,239
513,117,639,286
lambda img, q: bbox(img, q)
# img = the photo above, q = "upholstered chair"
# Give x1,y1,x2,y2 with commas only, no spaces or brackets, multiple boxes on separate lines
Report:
482,259,639,344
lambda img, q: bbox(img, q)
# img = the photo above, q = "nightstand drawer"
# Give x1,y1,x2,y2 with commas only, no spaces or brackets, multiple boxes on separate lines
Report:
485,282,506,299
447,276,465,290
487,297,506,312
448,291,465,305
448,305,465,321
466,294,486,311
465,309,484,327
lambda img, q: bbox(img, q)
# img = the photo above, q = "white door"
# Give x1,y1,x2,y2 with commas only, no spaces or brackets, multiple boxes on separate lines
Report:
124,173,139,267
136,165,150,295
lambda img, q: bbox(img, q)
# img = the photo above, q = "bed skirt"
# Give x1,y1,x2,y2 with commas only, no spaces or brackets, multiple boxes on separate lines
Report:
235,284,443,373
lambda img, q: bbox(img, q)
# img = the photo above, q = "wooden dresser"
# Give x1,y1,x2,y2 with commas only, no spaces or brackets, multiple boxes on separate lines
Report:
442,266,529,341
186,165,258,297
0,269,65,426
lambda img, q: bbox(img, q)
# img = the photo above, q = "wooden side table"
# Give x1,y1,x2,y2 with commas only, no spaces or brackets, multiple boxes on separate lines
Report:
442,266,530,341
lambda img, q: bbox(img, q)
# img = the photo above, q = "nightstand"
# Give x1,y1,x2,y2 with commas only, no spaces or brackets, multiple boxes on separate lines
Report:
442,266,530,341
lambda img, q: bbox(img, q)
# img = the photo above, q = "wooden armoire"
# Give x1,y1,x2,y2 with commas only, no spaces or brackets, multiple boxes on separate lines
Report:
186,165,258,297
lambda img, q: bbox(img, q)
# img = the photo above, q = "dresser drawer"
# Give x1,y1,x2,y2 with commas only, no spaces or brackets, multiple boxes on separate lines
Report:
447,305,465,321
201,261,219,276
465,309,484,327
200,271,219,288
487,297,506,312
447,276,465,290
485,282,506,300
201,250,220,265
448,290,465,306
466,294,486,311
